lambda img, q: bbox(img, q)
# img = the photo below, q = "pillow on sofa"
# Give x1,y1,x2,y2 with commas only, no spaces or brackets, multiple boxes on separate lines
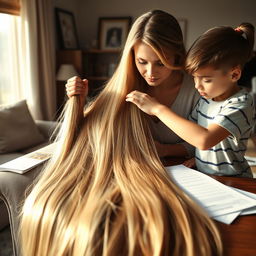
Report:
0,100,45,153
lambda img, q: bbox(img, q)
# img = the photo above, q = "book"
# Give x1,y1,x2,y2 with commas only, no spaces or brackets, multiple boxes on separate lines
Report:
0,143,56,174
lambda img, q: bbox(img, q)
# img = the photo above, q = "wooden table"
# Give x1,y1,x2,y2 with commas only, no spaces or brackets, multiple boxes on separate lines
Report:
214,176,256,256
163,157,256,256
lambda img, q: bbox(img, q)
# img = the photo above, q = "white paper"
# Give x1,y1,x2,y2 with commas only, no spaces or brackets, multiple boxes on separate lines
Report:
232,188,256,215
214,211,241,224
166,165,256,223
0,143,56,174
212,188,256,223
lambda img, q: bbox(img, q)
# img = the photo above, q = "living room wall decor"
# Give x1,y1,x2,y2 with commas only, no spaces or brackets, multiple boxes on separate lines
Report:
98,16,132,50
55,8,79,50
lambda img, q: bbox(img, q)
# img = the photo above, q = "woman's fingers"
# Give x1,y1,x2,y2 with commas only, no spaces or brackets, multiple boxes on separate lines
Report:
182,158,196,168
82,79,89,96
65,77,88,98
67,76,82,83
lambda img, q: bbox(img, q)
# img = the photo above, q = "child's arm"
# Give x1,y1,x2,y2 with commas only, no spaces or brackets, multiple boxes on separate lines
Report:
126,91,230,150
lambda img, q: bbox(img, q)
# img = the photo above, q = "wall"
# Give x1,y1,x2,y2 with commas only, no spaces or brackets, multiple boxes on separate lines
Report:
54,0,256,50
54,0,80,18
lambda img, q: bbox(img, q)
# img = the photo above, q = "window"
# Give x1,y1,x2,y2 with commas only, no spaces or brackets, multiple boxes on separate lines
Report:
0,13,22,105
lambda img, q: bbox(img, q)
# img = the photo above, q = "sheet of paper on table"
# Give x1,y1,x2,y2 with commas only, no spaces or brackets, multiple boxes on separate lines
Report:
166,165,256,224
232,188,256,215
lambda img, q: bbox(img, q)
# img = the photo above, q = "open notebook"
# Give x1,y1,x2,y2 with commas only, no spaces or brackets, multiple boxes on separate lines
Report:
0,143,56,174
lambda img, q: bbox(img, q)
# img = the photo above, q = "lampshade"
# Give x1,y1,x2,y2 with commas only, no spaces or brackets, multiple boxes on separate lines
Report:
252,76,256,93
56,64,78,81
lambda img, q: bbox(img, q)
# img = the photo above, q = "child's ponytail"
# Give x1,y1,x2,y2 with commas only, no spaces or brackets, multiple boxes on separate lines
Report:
186,22,255,73
235,23,255,61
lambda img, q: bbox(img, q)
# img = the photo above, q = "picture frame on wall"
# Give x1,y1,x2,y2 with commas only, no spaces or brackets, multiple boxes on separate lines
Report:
98,17,132,50
55,8,79,49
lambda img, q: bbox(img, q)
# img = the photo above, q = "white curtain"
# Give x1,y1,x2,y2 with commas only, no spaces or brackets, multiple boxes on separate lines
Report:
17,0,56,120
0,14,21,105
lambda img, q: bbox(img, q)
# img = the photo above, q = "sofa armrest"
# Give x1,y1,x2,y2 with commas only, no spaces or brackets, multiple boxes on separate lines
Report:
35,120,58,140
0,166,42,256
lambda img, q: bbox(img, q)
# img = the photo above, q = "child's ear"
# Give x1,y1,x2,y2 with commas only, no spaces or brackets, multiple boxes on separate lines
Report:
230,66,241,82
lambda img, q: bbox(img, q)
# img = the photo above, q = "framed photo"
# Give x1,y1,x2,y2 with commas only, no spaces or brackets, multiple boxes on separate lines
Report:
98,17,132,50
55,8,79,49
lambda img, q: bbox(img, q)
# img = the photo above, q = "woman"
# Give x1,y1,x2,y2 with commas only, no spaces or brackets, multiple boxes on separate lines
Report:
20,10,222,256
66,9,199,160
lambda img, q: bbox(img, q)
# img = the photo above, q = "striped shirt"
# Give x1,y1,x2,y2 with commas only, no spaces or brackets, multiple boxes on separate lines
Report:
190,88,255,177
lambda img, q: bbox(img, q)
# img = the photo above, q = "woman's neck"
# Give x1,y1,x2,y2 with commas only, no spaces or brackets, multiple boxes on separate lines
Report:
147,71,183,107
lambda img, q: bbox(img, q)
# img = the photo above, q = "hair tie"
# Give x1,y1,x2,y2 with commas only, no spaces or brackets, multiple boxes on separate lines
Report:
234,27,243,34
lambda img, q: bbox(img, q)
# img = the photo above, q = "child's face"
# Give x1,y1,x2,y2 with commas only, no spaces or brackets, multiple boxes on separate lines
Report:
192,66,240,101
134,42,174,87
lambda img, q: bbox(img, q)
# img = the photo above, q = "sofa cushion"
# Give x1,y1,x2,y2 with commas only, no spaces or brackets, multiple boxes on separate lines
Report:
0,100,45,153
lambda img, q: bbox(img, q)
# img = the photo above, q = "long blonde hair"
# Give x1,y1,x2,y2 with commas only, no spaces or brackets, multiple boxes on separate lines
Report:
20,10,222,256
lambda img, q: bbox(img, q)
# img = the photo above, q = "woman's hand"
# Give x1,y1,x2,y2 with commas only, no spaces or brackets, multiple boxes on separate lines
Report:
65,76,88,99
126,90,162,116
182,158,196,168
154,140,168,158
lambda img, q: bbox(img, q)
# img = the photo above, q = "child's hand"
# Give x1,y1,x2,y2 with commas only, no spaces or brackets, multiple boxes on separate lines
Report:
182,158,196,168
126,90,162,116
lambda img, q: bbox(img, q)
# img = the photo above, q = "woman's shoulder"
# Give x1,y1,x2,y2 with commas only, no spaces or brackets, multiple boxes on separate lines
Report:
179,72,198,97
181,72,194,88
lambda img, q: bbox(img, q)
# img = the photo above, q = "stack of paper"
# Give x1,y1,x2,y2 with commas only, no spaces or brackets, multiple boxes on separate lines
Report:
166,165,256,224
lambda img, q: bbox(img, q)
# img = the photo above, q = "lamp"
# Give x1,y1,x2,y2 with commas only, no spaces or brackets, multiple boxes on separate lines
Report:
252,76,256,93
56,64,78,81
56,64,79,112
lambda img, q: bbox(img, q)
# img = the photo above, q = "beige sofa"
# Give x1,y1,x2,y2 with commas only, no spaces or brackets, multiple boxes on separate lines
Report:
0,100,57,255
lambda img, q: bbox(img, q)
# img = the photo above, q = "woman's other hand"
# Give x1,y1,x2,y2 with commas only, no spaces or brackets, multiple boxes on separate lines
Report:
154,140,168,158
66,76,88,99
182,158,196,168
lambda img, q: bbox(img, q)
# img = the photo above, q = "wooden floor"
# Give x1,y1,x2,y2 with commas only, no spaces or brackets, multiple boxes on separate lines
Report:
245,135,256,178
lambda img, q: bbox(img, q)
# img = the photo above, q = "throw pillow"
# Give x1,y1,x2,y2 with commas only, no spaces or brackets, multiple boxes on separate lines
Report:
0,100,45,153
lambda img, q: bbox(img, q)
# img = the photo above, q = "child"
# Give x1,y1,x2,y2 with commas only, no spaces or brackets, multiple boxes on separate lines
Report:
126,23,255,177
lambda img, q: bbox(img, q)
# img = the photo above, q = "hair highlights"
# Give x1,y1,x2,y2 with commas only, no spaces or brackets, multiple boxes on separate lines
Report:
20,10,222,256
